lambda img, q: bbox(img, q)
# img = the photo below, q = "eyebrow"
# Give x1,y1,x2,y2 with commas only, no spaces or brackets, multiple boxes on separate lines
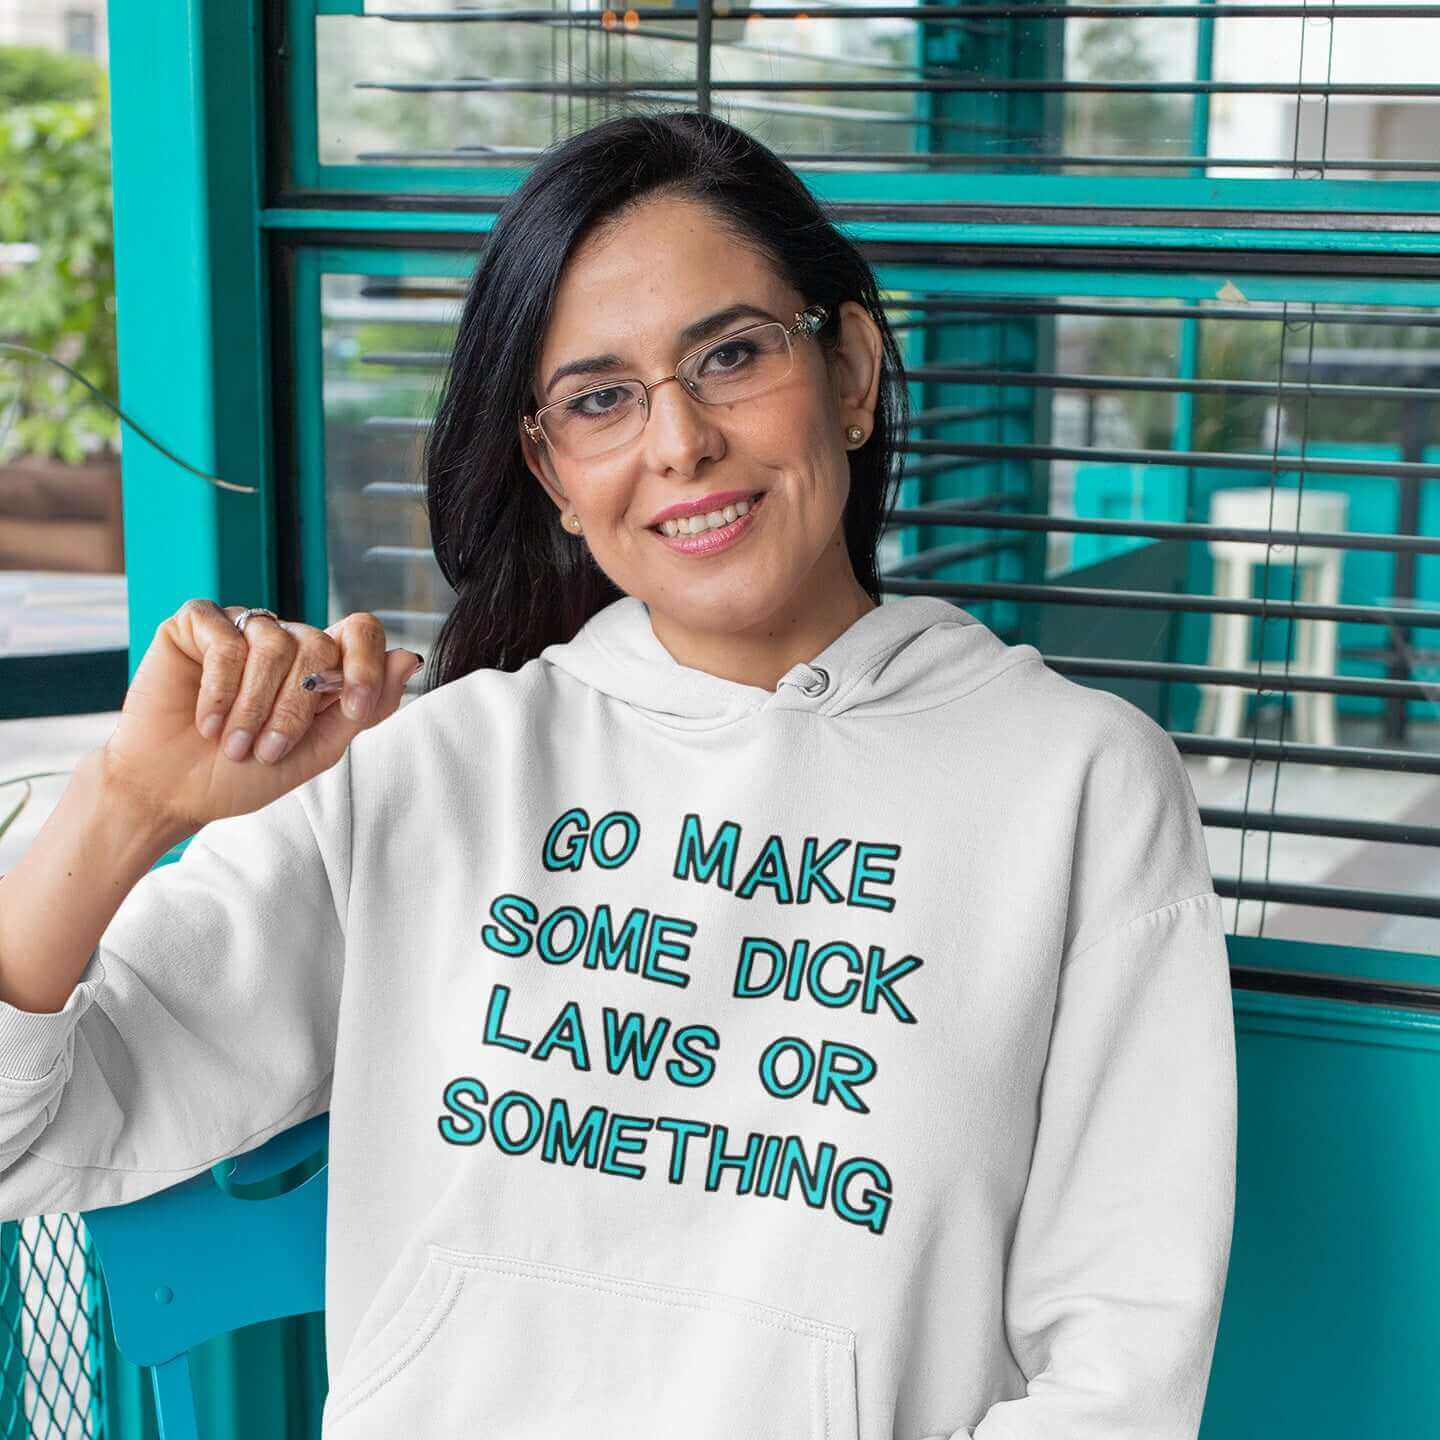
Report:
543,303,781,399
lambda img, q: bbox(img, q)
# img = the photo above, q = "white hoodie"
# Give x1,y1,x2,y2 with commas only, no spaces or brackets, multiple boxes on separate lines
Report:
0,593,1237,1440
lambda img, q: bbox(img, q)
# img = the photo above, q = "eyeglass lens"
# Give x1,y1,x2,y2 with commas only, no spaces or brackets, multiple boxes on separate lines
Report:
539,321,796,459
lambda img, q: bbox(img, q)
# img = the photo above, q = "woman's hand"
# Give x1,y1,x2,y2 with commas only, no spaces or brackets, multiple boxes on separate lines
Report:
98,599,422,839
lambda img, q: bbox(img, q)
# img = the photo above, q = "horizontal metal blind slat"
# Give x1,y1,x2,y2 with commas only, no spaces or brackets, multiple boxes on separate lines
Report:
887,509,1440,559
1172,734,1440,775
923,586,1440,635
1215,878,1440,920
1199,808,1440,848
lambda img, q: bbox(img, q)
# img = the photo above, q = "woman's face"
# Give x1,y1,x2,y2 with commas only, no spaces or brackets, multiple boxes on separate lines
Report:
519,193,884,648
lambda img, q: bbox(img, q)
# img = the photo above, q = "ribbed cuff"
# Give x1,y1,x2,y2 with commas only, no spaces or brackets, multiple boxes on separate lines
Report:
0,949,107,1083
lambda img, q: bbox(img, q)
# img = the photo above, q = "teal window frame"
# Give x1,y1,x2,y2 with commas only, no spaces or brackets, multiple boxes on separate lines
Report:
105,0,276,683
281,0,1440,220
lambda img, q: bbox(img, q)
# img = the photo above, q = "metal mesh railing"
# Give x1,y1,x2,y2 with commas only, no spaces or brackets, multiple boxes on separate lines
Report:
0,1217,106,1439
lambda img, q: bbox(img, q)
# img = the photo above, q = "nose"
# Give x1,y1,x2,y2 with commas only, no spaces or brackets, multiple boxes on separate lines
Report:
644,373,696,411
641,374,723,469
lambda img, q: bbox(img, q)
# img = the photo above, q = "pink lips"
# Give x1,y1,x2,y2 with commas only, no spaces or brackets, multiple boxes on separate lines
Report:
651,491,767,557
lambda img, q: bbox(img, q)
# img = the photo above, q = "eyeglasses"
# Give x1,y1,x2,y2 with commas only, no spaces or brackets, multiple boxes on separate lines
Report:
523,305,829,460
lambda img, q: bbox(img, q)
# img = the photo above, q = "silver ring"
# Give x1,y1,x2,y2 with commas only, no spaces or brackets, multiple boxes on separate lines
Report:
233,607,281,634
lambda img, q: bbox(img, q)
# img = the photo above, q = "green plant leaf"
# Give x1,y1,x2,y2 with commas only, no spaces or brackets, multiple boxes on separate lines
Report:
0,89,115,460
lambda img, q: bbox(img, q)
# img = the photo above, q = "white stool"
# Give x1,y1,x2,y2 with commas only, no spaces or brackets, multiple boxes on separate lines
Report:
1197,487,1349,772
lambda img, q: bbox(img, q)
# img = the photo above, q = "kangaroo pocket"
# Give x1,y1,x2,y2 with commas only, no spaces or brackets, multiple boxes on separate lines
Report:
323,1244,860,1440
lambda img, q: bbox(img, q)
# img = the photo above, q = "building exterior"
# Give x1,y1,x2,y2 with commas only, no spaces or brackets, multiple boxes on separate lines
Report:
0,0,108,66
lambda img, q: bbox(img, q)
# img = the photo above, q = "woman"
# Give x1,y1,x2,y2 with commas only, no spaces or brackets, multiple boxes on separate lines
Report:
0,110,1236,1439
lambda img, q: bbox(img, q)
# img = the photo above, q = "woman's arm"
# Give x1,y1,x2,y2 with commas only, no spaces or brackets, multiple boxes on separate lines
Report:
954,698,1238,1440
0,744,354,1222
0,749,194,1016
964,892,1237,1440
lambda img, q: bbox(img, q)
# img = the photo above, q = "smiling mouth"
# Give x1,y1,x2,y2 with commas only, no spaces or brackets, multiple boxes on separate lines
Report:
649,491,766,537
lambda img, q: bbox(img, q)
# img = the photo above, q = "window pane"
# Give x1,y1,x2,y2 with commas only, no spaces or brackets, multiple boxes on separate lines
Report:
319,271,464,668
888,274,1440,954
64,11,98,58
306,1,1440,184
305,253,1439,955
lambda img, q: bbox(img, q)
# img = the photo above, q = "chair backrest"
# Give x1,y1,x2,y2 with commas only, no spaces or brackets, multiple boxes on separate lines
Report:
79,1112,331,1440
1207,486,1351,564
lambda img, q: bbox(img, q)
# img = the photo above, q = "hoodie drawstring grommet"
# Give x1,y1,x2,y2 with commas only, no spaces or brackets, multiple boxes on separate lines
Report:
799,666,830,697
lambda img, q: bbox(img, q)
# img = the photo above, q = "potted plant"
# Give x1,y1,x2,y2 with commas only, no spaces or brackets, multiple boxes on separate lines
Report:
0,46,122,573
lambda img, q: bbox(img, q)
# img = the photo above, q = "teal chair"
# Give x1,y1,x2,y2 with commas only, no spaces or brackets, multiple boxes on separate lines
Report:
79,1112,330,1439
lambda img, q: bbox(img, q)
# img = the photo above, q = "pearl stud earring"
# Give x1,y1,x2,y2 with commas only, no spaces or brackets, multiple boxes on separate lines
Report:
846,425,864,445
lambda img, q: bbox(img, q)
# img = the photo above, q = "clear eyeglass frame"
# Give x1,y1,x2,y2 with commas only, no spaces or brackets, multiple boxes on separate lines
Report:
523,304,829,459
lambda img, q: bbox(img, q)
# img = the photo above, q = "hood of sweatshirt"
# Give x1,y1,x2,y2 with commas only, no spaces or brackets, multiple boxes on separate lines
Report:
538,593,1042,728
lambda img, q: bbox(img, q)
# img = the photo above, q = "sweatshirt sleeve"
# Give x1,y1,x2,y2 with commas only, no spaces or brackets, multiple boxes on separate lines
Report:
0,746,353,1222
957,700,1238,1440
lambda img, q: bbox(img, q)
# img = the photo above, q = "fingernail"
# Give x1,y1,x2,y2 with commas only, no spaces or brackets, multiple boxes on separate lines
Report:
255,729,290,764
343,687,373,721
224,729,252,761
200,713,223,740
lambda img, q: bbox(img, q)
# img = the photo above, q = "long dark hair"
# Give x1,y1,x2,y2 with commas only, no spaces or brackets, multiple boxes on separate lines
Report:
420,107,910,693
